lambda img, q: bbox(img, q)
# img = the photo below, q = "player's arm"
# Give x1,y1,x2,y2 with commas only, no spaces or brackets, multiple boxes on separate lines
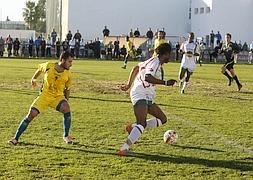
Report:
120,65,139,91
31,68,42,88
145,74,177,86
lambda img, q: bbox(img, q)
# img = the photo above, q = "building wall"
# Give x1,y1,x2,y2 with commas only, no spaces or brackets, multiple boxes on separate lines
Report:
63,0,190,41
191,0,253,44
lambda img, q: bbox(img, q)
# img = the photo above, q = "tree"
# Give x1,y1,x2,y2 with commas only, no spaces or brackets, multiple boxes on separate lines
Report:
23,0,46,33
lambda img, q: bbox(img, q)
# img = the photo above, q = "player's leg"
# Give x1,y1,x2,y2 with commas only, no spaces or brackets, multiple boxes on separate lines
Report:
221,64,233,86
8,107,39,145
118,100,147,154
122,54,129,69
229,68,242,91
146,103,167,128
179,67,187,91
181,69,192,93
56,100,73,143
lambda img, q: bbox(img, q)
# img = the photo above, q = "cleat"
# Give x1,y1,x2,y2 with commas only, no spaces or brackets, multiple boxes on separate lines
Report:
238,84,242,91
117,149,129,156
121,66,126,69
228,78,233,86
125,124,133,135
8,138,18,145
63,135,75,144
181,89,185,94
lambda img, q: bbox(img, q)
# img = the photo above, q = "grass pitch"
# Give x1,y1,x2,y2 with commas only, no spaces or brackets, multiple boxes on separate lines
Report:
0,59,252,179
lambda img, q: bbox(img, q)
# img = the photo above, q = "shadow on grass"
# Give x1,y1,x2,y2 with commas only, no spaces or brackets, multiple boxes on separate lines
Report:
71,95,216,112
17,142,253,171
172,144,225,153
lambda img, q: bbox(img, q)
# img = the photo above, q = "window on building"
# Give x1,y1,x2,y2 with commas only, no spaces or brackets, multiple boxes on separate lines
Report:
194,8,198,14
200,7,204,14
206,7,211,13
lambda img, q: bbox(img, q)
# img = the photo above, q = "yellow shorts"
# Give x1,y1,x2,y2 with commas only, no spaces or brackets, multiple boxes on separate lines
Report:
30,93,67,113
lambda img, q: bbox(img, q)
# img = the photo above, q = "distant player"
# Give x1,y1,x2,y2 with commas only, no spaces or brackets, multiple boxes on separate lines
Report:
219,33,242,91
122,36,134,69
152,30,167,57
179,32,200,94
117,43,177,155
8,51,74,145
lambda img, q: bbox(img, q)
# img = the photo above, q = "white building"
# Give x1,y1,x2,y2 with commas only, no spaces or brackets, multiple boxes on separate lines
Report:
46,0,253,44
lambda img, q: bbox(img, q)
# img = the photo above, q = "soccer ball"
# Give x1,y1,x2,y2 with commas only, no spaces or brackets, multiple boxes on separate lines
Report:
163,130,178,144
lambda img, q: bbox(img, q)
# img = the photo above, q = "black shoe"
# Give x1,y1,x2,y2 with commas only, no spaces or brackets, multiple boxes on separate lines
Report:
121,66,126,69
228,78,233,86
238,84,242,91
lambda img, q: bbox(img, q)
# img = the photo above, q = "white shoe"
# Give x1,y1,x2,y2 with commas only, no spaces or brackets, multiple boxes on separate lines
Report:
63,136,75,144
8,138,18,145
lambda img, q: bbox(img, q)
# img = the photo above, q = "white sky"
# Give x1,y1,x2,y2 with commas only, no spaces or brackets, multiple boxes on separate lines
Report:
0,0,37,21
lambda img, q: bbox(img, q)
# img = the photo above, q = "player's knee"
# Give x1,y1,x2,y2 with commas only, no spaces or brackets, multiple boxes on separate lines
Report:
60,101,70,113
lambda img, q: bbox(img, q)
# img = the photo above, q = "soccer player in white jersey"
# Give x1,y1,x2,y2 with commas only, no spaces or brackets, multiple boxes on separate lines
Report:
117,43,177,155
179,32,200,94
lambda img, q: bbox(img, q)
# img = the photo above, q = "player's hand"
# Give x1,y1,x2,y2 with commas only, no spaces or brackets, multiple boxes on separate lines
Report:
165,79,177,86
31,78,37,88
120,84,131,91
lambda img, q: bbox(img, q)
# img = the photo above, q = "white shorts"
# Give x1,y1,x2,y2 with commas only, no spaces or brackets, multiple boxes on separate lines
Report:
130,91,155,106
181,60,196,73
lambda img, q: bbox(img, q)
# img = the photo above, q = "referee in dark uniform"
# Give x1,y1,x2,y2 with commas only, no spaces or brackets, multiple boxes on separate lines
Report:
219,33,242,91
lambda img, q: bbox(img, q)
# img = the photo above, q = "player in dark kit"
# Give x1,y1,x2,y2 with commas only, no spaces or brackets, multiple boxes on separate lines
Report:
219,33,242,91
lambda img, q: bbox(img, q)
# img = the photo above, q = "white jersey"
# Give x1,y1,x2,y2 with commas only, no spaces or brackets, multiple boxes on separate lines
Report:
130,56,162,105
180,41,199,72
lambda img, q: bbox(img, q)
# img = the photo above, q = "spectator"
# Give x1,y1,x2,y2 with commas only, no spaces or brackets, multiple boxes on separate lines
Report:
13,38,20,56
46,36,52,57
113,40,120,59
242,42,248,52
248,41,253,64
0,36,4,57
62,39,69,52
216,31,222,45
103,26,110,37
210,30,215,49
66,30,73,42
74,30,82,42
41,37,46,57
75,39,80,58
55,38,61,58
69,39,75,57
28,37,34,57
35,36,41,57
175,42,180,61
6,35,13,57
51,28,57,47
120,45,127,60
129,29,134,37
146,28,153,40
80,39,85,58
134,28,140,37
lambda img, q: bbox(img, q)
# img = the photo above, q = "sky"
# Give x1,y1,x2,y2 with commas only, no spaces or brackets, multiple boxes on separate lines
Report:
0,0,35,21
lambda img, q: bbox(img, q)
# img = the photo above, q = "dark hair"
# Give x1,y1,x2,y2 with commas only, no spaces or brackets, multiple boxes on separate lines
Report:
226,33,232,38
155,43,171,56
60,51,73,61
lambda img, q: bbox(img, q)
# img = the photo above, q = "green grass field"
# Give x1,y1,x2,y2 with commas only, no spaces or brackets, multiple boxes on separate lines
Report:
0,59,252,179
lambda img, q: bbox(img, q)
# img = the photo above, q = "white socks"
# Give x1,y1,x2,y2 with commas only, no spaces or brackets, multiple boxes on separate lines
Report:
146,118,162,128
182,81,189,91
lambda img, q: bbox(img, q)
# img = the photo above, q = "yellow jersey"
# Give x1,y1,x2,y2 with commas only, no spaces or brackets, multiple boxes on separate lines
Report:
38,62,72,97
127,40,134,57
153,39,167,57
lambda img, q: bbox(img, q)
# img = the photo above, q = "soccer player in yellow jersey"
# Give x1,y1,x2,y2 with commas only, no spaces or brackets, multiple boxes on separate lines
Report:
8,51,74,145
152,31,167,57
122,36,135,69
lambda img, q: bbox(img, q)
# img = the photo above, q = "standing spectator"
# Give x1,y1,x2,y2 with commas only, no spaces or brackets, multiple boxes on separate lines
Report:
55,38,61,58
106,41,113,60
46,36,52,57
113,40,120,59
40,37,46,57
146,28,153,40
210,30,215,49
120,45,127,60
69,39,75,56
74,30,82,42
80,39,85,58
0,36,5,57
175,42,180,61
103,26,110,37
66,30,72,42
74,40,80,58
28,37,34,57
248,41,253,64
6,35,13,57
129,29,134,37
13,38,20,56
51,28,57,47
242,42,248,52
216,31,222,45
134,28,140,37
35,36,41,58
219,33,242,91
62,39,69,52
94,38,101,59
